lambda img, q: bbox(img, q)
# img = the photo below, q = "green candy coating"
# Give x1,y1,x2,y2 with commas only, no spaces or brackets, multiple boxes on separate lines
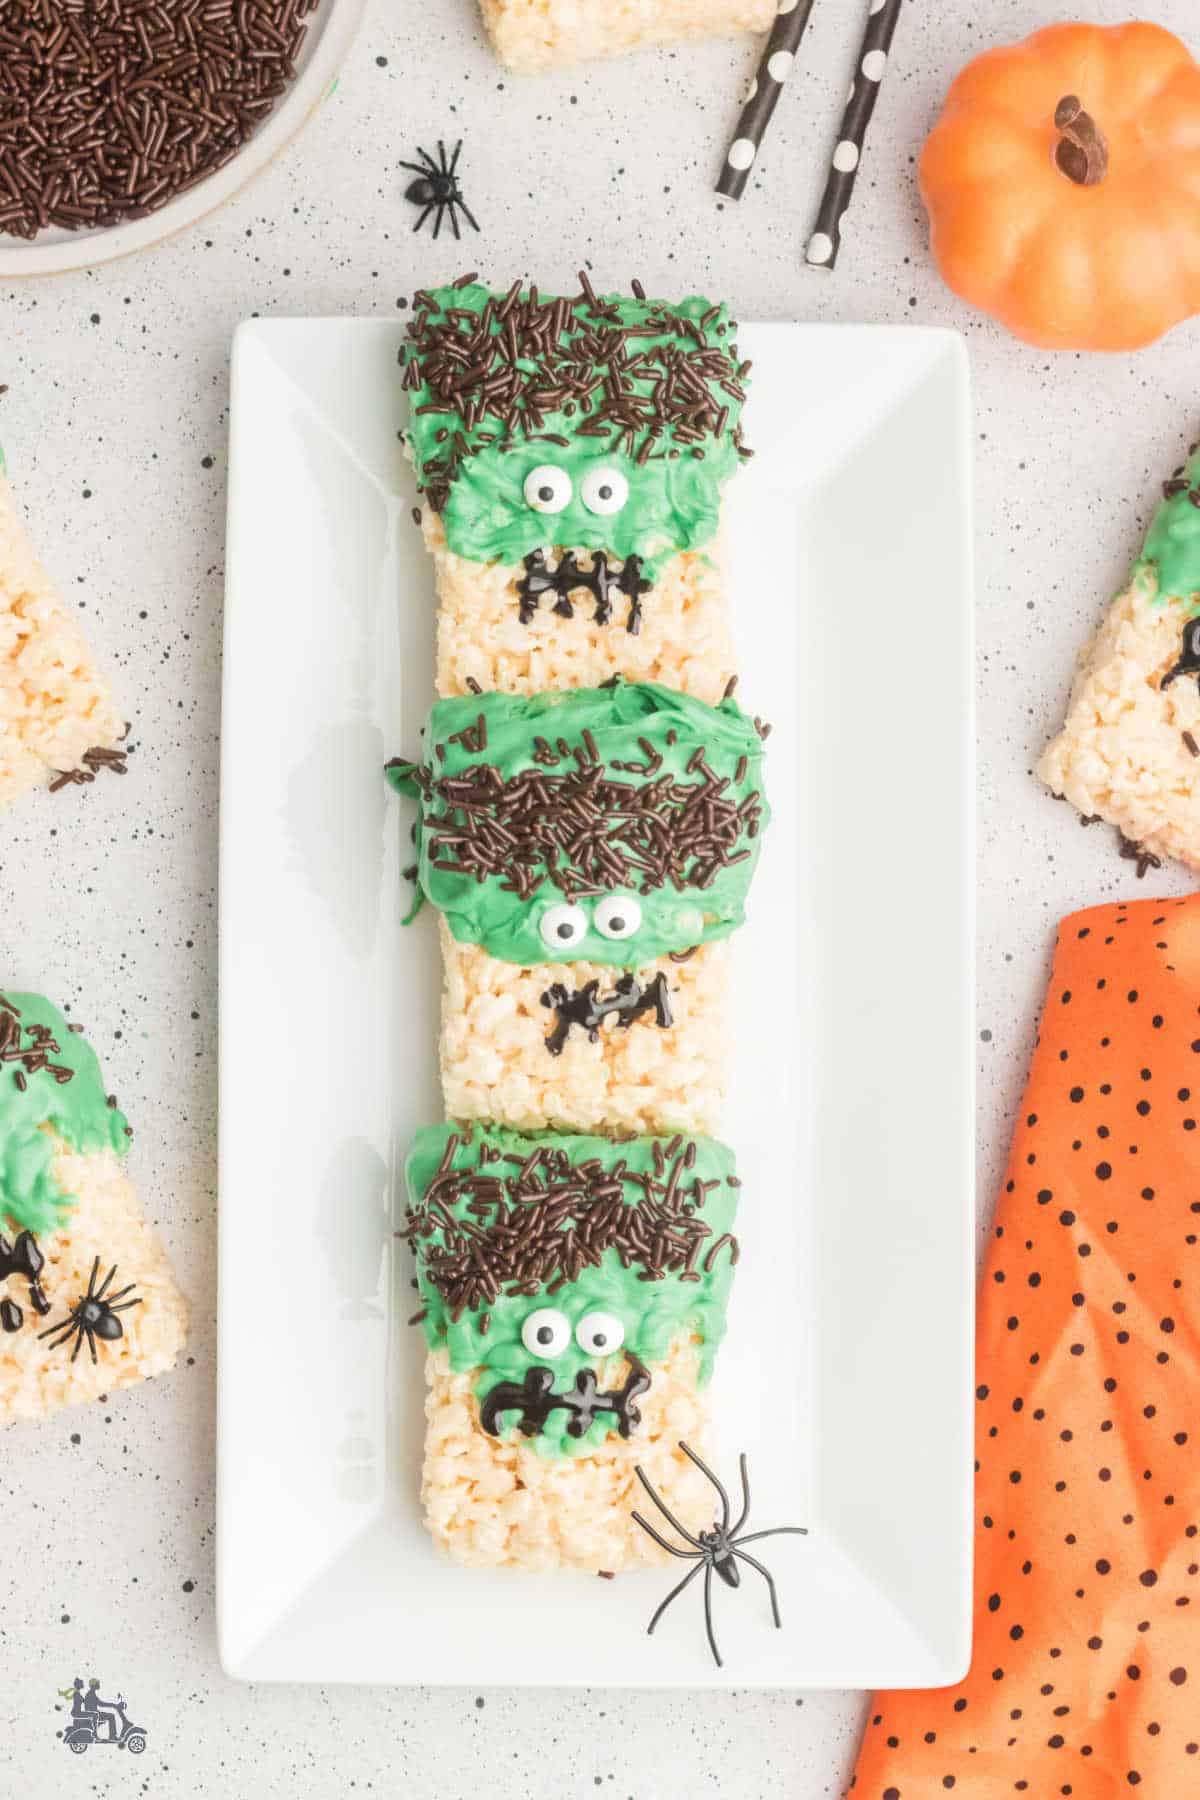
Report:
0,992,130,1236
1136,447,1200,612
405,1124,741,1460
388,679,769,967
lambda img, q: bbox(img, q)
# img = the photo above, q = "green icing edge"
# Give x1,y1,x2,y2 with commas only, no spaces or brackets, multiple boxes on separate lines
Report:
1134,446,1200,613
405,1123,741,1460
403,282,748,579
387,679,769,967
0,992,130,1236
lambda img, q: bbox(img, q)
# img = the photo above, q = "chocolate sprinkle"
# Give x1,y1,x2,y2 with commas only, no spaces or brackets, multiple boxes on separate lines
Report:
402,1135,738,1322
1118,831,1163,880
0,0,319,240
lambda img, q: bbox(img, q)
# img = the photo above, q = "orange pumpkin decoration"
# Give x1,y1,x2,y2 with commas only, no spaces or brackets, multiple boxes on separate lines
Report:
920,22,1200,351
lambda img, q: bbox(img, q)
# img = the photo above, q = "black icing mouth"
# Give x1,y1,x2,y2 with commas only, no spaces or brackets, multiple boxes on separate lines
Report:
479,1356,651,1440
540,971,673,1056
516,549,652,635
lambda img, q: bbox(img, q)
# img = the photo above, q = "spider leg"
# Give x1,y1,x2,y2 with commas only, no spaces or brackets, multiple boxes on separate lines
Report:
646,1557,704,1637
730,1548,782,1629
436,140,449,176
733,1527,809,1546
84,1322,99,1365
448,139,463,176
678,1441,731,1533
37,1318,76,1345
413,146,438,175
634,1464,705,1549
432,201,445,241
107,1296,143,1314
457,197,481,235
730,1452,751,1536
703,1561,722,1667
70,1322,87,1363
398,160,434,176
92,1262,118,1303
84,1254,102,1300
103,1283,138,1305
448,200,461,242
631,1510,697,1560
411,202,435,235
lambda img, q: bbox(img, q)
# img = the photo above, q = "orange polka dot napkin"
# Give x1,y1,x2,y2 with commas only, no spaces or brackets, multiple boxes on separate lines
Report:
851,894,1200,1798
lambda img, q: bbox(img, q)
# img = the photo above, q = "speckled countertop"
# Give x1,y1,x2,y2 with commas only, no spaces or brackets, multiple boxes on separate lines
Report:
2,0,1199,1793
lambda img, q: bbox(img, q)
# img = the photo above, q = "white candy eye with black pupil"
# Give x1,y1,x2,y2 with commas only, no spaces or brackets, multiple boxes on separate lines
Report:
576,1311,625,1355
521,1308,571,1357
539,902,588,950
594,894,642,940
523,465,572,514
580,467,629,516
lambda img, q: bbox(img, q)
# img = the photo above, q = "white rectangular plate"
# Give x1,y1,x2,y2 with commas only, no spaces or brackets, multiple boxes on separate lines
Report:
218,318,975,1687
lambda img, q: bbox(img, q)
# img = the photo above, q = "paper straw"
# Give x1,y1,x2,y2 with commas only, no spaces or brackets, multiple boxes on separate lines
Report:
806,0,903,269
715,0,817,201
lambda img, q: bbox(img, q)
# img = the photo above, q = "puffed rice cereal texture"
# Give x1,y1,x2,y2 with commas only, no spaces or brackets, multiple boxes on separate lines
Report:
1039,574,1200,869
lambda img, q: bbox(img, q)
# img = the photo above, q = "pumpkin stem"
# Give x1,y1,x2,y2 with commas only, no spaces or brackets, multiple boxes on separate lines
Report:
1054,95,1109,188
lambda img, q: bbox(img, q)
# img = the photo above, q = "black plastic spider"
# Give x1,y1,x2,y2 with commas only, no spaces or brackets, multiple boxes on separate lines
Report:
37,1256,141,1364
632,1442,808,1667
401,141,479,241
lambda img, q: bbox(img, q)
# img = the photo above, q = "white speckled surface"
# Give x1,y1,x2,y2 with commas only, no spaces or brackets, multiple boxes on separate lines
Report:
2,0,1198,1792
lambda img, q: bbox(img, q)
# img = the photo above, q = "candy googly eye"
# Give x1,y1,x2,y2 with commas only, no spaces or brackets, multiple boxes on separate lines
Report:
580,467,629,516
575,1311,625,1356
539,902,588,949
593,894,642,940
521,1308,571,1357
523,465,572,514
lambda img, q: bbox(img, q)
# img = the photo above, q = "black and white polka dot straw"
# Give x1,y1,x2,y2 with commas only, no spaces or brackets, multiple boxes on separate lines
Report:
807,0,904,269
715,0,817,201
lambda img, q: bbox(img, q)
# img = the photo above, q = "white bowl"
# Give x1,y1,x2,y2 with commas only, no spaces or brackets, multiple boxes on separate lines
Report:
0,0,366,279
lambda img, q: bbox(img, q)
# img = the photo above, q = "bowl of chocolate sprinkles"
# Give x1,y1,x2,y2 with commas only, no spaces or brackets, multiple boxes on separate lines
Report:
0,0,366,276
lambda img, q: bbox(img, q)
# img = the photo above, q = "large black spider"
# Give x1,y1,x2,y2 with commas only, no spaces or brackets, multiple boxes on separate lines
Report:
37,1256,141,1364
401,141,479,241
632,1442,808,1667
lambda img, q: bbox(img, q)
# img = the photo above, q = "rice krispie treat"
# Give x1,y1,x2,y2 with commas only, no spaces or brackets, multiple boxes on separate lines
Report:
0,466,126,809
404,1122,742,1570
1040,442,1200,867
402,276,752,703
476,0,774,74
0,992,187,1425
388,679,769,1135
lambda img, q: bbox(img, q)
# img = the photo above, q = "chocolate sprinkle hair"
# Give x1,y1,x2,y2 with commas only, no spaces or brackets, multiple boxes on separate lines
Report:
403,272,752,511
0,997,76,1090
391,727,762,903
402,1135,738,1322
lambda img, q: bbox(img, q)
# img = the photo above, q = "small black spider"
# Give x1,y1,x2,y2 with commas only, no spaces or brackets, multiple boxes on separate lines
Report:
401,141,479,241
37,1256,142,1364
632,1441,808,1667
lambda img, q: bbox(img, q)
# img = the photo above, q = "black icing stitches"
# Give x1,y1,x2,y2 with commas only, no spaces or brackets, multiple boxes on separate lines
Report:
516,549,652,634
479,1358,651,1441
541,971,674,1056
